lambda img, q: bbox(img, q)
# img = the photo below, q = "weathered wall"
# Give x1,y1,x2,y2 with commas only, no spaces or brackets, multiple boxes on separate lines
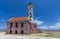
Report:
6,21,40,34
6,21,31,34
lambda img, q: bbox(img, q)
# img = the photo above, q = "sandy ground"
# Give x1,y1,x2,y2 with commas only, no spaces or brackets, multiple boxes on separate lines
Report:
0,32,60,39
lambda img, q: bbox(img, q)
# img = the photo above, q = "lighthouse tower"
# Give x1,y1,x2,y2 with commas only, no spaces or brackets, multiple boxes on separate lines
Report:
28,3,34,23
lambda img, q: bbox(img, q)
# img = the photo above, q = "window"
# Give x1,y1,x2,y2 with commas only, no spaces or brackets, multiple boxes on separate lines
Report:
30,15,32,18
30,13,32,15
29,19,31,21
34,26,36,27
21,22,24,28
10,23,12,28
10,30,12,34
16,22,18,28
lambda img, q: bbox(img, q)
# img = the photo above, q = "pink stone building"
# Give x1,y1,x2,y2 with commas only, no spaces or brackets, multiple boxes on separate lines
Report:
6,17,39,34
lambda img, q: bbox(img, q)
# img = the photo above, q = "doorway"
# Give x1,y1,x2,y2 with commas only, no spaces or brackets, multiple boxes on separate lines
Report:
21,30,24,34
15,30,17,34
10,30,12,34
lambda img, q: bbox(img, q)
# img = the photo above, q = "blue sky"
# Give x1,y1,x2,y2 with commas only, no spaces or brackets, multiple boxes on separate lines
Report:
0,0,60,30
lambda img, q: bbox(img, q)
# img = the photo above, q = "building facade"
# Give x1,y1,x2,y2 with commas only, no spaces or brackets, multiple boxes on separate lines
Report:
6,17,38,34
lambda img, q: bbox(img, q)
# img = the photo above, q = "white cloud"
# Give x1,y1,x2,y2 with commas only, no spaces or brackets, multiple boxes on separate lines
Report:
39,22,60,30
40,26,48,29
0,24,6,30
57,18,60,20
34,20,43,25
33,17,44,25
34,17,60,30
1,19,5,22
35,17,41,20
0,19,5,23
0,19,6,30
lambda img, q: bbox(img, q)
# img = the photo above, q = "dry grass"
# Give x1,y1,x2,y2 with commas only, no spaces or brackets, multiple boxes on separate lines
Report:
0,30,60,39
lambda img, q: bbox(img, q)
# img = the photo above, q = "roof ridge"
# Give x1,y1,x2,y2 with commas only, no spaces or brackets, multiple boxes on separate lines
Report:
8,17,28,22
14,16,28,18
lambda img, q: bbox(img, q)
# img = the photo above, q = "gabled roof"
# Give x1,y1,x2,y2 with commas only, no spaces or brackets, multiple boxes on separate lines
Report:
8,17,28,22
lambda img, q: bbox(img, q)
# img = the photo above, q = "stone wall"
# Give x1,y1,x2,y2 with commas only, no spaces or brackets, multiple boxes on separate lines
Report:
6,21,40,34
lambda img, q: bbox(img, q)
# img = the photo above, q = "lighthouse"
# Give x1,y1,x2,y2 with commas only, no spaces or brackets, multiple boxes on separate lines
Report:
28,3,34,23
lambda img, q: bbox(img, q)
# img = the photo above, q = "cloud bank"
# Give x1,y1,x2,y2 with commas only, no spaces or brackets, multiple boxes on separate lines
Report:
40,22,60,30
34,20,43,25
0,19,6,30
34,17,60,30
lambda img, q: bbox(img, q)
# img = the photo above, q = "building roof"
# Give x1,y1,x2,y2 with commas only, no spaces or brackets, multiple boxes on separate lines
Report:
8,17,28,22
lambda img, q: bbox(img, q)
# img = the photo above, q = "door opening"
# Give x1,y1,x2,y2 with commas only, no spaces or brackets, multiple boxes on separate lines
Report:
21,30,24,34
10,30,12,34
15,30,17,34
